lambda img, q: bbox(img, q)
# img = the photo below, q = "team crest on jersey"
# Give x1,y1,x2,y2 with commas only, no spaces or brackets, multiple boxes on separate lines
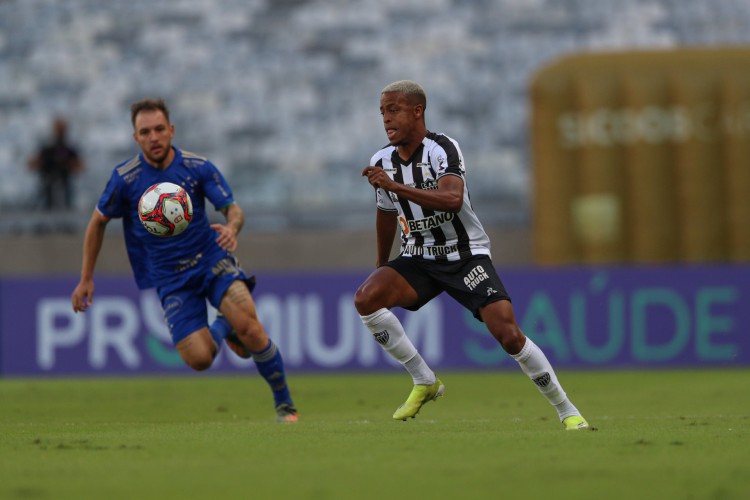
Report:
417,163,435,182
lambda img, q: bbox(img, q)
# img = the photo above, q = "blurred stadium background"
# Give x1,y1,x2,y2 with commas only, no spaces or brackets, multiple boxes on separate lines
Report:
1,0,749,377
3,5,750,498
2,0,749,272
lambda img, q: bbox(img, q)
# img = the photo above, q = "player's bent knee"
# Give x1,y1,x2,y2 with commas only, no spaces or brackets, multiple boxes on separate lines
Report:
235,319,269,351
179,346,215,371
184,353,214,371
240,319,263,339
495,325,525,355
353,288,369,314
353,285,381,315
189,359,213,372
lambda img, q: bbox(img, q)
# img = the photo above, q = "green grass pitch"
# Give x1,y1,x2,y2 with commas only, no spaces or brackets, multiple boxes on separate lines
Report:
1,369,748,500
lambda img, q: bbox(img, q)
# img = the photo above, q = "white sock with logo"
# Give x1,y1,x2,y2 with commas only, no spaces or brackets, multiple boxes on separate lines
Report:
360,308,436,385
511,337,580,421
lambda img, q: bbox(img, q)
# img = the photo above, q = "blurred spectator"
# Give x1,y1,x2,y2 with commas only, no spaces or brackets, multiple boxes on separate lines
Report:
28,117,84,211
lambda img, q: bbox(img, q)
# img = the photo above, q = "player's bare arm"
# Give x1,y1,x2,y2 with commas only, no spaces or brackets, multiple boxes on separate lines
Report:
212,202,244,252
362,166,464,213
71,209,110,312
375,208,398,267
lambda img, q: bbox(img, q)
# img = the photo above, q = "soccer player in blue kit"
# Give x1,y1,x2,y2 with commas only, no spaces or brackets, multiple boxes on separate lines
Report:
71,98,298,423
356,81,588,429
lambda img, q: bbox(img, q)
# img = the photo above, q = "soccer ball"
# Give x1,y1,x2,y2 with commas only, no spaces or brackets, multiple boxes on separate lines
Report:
138,182,193,237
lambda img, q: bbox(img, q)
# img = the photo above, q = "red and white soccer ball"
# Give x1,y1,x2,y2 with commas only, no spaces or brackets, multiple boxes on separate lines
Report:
138,182,193,237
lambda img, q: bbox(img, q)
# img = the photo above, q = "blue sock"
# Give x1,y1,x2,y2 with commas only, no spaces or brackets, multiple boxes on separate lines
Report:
252,340,293,408
208,315,232,357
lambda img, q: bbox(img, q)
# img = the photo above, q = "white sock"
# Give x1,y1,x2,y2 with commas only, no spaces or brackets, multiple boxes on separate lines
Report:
511,337,580,421
361,308,435,385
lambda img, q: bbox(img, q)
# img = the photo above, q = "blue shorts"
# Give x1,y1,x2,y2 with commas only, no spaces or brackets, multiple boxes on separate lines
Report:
156,251,255,344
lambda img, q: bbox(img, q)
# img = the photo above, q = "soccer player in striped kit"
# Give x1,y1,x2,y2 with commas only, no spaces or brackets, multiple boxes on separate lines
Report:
355,81,588,429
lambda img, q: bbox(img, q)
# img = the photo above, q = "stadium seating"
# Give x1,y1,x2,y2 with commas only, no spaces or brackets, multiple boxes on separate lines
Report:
2,0,750,233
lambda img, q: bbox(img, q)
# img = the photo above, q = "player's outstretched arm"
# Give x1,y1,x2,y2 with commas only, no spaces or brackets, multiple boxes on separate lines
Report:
71,209,110,312
212,202,244,252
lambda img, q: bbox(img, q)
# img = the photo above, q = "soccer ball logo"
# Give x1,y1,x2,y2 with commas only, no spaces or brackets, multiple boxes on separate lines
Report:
138,182,193,237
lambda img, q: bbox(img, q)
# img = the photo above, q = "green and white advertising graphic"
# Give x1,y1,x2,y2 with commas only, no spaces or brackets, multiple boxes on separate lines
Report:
1,265,747,376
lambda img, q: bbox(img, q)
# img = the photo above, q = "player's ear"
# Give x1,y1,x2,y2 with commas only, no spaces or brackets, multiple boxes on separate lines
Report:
414,103,424,120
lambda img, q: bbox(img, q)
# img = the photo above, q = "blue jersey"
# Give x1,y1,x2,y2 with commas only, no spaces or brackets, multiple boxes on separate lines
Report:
97,147,234,289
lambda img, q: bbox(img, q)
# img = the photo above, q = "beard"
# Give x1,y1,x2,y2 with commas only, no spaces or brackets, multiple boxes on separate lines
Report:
145,147,169,166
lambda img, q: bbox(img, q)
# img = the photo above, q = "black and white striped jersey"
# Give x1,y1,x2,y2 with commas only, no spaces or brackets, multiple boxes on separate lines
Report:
371,131,491,261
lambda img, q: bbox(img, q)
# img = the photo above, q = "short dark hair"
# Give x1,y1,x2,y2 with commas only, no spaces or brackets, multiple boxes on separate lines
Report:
130,98,170,127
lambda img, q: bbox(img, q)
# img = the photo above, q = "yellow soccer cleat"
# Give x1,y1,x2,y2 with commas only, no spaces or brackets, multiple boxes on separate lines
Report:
562,415,589,430
392,378,445,421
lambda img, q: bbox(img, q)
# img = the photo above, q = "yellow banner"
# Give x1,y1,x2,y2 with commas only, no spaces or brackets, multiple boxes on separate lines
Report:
531,48,750,264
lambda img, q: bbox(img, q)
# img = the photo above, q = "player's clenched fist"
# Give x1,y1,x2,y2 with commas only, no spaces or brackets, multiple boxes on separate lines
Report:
362,166,392,190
